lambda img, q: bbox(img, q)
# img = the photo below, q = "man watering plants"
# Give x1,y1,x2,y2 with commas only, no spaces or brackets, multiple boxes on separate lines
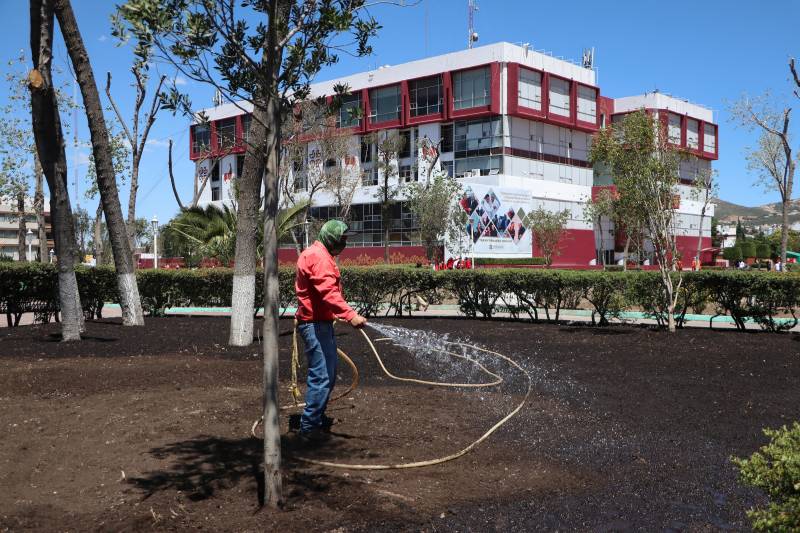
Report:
295,220,368,442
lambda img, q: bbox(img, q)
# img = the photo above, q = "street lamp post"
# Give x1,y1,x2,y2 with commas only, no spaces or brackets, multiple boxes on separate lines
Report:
49,249,54,264
151,215,159,269
25,229,33,262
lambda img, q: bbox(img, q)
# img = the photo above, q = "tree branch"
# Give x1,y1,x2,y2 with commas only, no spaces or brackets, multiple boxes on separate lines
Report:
137,74,166,156
167,139,185,210
105,71,134,145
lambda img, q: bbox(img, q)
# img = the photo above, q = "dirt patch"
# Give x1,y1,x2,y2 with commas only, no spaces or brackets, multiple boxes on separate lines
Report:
1,317,798,531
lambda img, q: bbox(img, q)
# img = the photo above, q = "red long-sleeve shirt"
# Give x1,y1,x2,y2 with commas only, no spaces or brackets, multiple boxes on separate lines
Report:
295,241,357,322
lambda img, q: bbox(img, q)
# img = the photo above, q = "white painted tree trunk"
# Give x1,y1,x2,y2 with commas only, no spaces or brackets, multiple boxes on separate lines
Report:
229,273,256,346
118,272,143,326
59,271,82,340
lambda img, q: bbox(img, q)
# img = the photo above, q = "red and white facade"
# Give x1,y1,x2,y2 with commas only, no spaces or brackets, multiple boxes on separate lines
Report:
189,42,717,266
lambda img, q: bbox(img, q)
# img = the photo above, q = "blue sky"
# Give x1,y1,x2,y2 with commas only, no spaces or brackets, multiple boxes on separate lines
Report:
2,0,799,224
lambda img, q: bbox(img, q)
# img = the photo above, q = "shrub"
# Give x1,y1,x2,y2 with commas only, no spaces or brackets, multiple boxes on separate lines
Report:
476,257,546,266
723,246,742,263
756,243,771,260
740,241,757,259
733,422,800,532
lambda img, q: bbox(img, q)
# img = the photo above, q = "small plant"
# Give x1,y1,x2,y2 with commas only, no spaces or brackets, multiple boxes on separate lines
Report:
732,422,800,532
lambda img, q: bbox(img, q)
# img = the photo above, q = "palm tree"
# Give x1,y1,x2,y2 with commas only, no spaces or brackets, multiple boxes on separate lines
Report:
169,201,309,265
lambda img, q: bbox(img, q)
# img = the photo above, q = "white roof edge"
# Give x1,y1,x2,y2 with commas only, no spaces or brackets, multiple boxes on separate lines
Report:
195,41,595,121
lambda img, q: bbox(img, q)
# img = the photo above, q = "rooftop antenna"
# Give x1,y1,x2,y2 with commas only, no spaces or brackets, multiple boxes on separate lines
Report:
581,47,594,70
212,89,223,107
467,0,479,49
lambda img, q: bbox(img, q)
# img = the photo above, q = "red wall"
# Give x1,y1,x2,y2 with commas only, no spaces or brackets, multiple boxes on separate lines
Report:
532,228,596,267
278,245,428,265
676,235,713,264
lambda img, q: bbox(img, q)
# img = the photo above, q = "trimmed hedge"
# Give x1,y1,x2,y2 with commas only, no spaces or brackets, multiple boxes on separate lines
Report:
475,257,546,266
1,264,799,331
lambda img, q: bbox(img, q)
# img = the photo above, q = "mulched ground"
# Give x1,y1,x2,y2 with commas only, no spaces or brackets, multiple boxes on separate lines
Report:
1,316,798,532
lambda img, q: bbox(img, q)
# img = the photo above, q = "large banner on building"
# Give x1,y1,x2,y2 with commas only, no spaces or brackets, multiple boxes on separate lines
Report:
458,184,533,257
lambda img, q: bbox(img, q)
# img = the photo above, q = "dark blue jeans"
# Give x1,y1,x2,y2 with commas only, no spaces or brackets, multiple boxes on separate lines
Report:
298,321,338,432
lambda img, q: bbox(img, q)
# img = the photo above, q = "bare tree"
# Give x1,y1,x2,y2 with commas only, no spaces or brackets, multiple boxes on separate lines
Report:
280,100,353,251
592,110,685,332
370,130,405,263
690,169,718,269
732,95,795,268
105,64,166,250
54,0,145,325
28,0,83,340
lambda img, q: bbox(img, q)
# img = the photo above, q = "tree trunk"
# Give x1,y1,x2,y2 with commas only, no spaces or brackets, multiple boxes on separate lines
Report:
126,156,140,251
54,0,144,326
17,191,27,261
93,201,103,266
696,204,707,271
623,235,631,271
228,120,264,346
262,95,283,510
29,0,82,340
34,154,48,262
780,198,789,268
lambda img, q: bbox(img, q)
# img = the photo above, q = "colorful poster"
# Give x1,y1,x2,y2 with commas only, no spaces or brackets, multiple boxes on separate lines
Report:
458,184,533,256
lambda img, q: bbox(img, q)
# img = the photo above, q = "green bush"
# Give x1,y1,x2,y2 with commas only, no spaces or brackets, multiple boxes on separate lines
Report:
740,241,757,259
756,243,772,260
476,257,546,266
1,264,799,331
723,246,743,263
733,422,800,532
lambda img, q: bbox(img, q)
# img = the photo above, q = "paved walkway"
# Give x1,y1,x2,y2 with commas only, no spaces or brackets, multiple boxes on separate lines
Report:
5,304,798,332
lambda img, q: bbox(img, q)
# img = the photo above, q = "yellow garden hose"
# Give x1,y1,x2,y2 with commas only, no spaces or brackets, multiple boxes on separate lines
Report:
251,323,532,470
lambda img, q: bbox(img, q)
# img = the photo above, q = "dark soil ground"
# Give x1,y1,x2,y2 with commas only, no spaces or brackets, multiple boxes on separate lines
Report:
1,317,799,532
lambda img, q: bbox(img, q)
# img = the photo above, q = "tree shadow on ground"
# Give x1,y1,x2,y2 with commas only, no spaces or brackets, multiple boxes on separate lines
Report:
127,434,360,508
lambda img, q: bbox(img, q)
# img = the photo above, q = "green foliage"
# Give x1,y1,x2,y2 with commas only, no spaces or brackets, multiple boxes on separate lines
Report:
476,257,546,266
2,265,799,330
406,170,461,262
756,243,772,260
740,241,757,259
723,246,743,263
527,208,569,267
733,422,800,532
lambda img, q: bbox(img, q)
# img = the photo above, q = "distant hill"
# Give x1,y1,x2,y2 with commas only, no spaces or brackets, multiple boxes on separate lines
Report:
713,198,800,227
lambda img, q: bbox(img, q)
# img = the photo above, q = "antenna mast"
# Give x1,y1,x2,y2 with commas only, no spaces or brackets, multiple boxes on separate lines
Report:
467,0,478,49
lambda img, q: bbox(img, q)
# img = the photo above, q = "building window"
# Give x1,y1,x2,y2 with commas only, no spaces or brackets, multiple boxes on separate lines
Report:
668,113,681,145
548,77,570,117
192,124,211,153
577,85,596,123
369,85,401,123
398,130,412,159
337,93,361,128
454,156,502,177
409,75,442,117
216,118,236,150
454,117,503,157
703,123,716,153
453,67,490,110
440,124,454,153
360,137,373,163
399,165,414,182
442,160,454,177
518,68,542,110
237,155,244,178
242,114,252,144
362,167,379,186
687,118,699,149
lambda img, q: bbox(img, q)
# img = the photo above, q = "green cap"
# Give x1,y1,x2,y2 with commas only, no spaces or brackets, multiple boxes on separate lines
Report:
318,220,357,250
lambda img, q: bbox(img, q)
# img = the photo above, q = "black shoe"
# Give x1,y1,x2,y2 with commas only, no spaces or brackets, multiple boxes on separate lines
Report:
298,428,330,445
321,415,338,432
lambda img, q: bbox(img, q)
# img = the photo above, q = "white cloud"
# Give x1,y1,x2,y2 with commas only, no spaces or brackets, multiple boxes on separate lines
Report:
145,138,171,149
98,34,108,42
173,76,188,86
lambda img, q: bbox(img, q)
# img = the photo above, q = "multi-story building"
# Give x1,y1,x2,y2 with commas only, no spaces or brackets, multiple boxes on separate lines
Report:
0,196,52,261
188,42,718,266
